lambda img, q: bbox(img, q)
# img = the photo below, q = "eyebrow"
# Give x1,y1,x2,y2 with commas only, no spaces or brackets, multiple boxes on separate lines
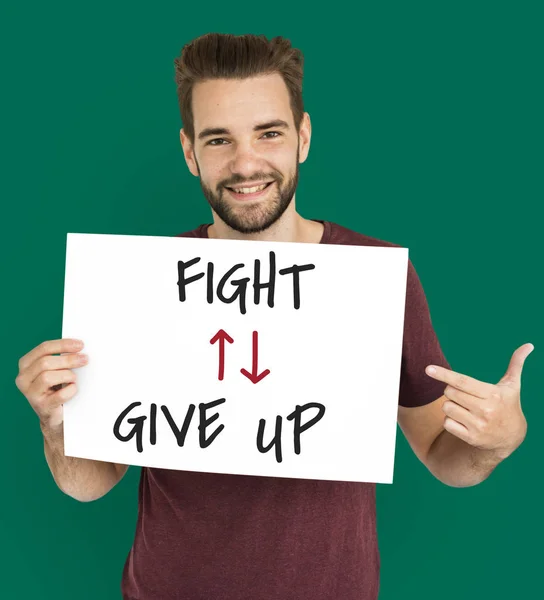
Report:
197,119,290,141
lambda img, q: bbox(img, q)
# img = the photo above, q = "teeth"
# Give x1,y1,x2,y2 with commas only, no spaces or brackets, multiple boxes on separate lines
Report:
231,183,269,194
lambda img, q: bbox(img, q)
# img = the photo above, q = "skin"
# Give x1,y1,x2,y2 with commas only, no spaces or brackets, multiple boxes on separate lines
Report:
179,73,324,244
398,343,531,486
15,73,532,497
15,339,127,501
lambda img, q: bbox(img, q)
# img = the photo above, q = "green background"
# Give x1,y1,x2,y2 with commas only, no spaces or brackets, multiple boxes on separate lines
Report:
1,1,542,598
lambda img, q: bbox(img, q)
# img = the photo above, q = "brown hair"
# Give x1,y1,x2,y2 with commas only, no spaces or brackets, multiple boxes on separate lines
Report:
173,33,305,145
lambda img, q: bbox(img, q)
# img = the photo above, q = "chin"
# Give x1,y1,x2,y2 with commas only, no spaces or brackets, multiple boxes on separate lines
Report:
232,220,275,234
206,184,294,234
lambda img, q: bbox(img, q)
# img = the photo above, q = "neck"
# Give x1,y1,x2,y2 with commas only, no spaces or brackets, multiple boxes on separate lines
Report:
208,205,324,244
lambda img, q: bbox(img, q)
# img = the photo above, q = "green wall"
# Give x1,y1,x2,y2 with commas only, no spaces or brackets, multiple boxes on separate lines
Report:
1,1,541,598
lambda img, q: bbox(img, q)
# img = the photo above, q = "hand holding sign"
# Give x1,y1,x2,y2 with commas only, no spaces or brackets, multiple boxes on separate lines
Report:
15,338,89,433
425,343,533,458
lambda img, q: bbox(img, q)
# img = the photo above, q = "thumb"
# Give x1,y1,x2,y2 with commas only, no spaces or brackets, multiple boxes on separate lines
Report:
497,343,534,388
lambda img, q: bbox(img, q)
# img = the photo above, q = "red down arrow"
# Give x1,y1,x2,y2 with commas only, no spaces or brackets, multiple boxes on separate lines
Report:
240,330,270,384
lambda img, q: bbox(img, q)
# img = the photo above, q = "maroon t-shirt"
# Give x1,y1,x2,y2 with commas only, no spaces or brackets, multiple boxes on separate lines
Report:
121,220,450,600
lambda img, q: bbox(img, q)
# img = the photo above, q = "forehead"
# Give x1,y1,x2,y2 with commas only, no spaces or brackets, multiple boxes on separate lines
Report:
191,73,294,132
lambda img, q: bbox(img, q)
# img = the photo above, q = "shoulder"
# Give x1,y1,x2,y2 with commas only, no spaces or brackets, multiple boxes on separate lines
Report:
324,221,402,249
324,220,420,283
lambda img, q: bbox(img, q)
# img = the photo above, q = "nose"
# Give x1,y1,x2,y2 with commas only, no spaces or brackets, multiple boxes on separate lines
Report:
229,140,265,179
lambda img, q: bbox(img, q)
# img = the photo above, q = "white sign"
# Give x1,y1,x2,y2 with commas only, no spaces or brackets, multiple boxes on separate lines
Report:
61,232,408,484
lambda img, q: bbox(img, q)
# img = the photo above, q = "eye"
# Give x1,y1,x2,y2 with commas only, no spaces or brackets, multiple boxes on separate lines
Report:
206,131,282,146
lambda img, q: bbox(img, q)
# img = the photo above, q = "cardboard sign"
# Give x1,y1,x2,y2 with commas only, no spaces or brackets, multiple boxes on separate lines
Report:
61,232,408,483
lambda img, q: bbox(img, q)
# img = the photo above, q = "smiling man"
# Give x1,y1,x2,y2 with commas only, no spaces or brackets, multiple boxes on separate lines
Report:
15,32,531,600
193,105,301,235
182,69,317,242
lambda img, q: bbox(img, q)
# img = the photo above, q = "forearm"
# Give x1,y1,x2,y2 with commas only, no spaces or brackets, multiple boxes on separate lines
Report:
425,429,507,488
41,422,121,502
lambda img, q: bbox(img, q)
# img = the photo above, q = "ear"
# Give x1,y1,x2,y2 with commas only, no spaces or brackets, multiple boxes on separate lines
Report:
298,112,312,164
180,128,199,177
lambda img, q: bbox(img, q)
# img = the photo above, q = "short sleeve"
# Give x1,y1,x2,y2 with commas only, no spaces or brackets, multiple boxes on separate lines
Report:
398,259,451,408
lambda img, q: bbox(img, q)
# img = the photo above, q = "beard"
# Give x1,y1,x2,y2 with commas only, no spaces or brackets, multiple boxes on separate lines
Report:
195,144,300,234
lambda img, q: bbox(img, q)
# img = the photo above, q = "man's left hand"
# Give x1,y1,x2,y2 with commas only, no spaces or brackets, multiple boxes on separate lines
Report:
425,343,534,459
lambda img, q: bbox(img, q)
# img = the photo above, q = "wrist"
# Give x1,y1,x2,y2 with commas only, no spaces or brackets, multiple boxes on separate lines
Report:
40,419,64,441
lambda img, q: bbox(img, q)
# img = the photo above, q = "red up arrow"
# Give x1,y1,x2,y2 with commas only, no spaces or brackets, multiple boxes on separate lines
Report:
240,330,270,384
210,329,234,381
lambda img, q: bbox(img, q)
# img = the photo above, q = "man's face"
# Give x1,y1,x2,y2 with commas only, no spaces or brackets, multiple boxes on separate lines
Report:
180,73,311,234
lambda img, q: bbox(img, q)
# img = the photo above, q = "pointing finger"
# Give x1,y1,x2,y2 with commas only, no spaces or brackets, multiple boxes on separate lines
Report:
426,365,494,398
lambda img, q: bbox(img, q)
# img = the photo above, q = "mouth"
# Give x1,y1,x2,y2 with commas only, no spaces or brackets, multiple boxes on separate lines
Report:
225,181,275,201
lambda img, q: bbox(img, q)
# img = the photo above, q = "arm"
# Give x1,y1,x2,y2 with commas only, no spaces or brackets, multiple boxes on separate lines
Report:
395,259,530,487
42,421,129,502
398,397,505,488
15,338,130,503
398,343,530,488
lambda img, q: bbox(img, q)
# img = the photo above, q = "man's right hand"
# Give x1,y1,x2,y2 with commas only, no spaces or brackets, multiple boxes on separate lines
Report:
15,338,127,502
15,338,89,433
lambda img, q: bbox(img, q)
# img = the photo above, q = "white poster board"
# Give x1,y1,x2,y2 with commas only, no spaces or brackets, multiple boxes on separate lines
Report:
61,232,408,484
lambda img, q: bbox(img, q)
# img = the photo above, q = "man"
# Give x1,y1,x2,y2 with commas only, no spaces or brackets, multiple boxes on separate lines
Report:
15,33,531,600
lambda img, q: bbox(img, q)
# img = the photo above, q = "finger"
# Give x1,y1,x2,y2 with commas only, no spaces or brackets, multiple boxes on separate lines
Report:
19,352,88,391
27,369,78,402
441,398,480,430
426,365,493,398
38,383,79,418
443,385,481,411
18,338,84,373
443,417,472,445
47,381,79,410
498,343,534,388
